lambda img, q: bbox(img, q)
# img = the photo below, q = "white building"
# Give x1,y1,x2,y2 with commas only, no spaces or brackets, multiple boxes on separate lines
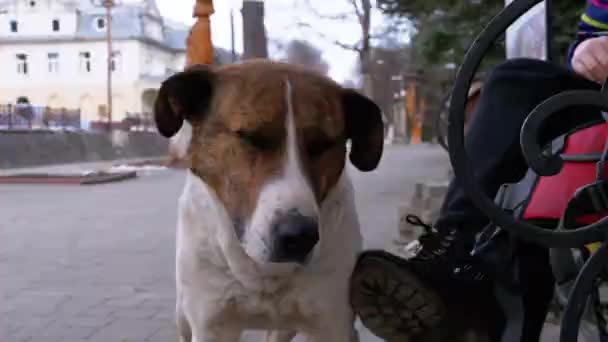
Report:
0,0,188,127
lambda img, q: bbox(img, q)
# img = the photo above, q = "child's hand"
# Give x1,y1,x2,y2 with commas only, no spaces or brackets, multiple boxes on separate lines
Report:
572,36,608,83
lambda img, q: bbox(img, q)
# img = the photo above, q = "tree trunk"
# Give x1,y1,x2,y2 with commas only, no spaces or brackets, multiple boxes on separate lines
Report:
360,54,373,99
242,0,268,59
357,0,373,99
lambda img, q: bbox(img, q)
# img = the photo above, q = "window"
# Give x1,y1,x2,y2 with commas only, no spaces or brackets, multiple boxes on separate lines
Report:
52,19,60,32
47,53,59,73
16,54,28,75
79,52,91,72
97,104,107,119
144,53,152,66
95,17,106,31
110,51,121,72
10,20,17,33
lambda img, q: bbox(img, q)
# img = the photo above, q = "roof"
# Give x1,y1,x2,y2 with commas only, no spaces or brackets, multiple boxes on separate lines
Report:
1,0,187,52
163,29,188,51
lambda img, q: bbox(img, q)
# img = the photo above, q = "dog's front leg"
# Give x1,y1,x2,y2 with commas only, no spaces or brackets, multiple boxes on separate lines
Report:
307,328,357,342
308,310,357,342
186,311,241,342
191,329,241,342
176,307,192,342
265,330,297,342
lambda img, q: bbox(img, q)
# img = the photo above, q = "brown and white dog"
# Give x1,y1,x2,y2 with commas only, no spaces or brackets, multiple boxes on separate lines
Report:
154,60,384,342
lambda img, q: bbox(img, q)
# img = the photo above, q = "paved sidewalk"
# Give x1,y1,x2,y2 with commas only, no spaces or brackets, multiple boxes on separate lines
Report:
0,144,571,341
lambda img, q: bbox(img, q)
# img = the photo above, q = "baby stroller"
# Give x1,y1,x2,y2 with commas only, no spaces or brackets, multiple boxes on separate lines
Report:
448,0,608,341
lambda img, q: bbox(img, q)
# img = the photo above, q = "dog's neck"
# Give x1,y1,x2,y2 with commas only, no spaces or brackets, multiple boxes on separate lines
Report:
177,169,360,293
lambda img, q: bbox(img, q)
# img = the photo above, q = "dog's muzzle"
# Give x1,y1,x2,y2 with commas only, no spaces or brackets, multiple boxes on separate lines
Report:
269,209,319,264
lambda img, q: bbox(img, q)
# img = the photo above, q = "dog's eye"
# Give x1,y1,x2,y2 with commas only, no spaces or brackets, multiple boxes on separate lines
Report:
237,130,277,151
307,139,336,159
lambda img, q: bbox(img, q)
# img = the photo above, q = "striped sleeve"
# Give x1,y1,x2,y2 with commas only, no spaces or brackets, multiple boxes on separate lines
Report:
567,0,608,65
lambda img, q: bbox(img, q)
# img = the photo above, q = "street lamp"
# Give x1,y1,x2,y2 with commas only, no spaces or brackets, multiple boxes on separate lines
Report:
91,0,117,132
230,6,236,62
227,0,239,63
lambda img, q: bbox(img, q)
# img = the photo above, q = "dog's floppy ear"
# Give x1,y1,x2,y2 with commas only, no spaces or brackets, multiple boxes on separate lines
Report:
342,89,384,171
154,64,215,138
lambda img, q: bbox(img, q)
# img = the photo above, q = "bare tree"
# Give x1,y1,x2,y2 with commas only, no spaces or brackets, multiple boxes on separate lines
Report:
242,0,268,59
297,0,374,98
368,46,409,124
354,0,373,97
285,40,329,75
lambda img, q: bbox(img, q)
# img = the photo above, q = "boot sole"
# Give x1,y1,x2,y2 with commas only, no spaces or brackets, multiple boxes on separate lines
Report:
350,250,446,341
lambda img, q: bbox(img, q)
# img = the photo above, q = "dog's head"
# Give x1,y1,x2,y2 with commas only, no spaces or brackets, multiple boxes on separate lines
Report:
155,60,383,266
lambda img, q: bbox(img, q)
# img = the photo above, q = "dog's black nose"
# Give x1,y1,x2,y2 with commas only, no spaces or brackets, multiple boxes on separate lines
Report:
270,210,319,264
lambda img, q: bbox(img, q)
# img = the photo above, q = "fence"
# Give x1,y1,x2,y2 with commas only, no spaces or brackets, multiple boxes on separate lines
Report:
87,112,155,132
1,105,156,133
123,112,155,131
0,104,81,131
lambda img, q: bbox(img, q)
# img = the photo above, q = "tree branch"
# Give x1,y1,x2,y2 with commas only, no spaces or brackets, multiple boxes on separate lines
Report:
349,0,364,26
299,0,356,21
296,22,362,52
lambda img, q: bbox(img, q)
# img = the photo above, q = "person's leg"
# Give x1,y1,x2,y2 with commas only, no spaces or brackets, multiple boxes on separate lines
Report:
517,241,556,342
351,58,599,342
436,58,600,234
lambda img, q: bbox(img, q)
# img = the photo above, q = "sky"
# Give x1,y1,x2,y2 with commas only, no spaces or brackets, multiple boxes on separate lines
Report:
155,0,385,83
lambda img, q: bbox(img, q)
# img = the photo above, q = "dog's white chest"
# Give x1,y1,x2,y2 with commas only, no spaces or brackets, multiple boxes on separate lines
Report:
175,171,362,337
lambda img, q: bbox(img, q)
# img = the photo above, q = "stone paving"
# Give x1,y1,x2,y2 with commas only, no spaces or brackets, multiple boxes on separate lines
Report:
0,144,449,342
0,144,572,341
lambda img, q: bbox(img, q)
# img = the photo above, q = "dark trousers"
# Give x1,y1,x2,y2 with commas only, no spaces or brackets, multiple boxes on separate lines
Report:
435,58,600,341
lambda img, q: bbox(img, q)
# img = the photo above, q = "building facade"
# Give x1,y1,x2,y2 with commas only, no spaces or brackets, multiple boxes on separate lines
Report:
0,0,187,127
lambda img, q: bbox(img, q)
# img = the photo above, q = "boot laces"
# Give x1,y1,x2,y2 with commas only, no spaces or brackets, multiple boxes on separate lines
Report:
405,215,456,260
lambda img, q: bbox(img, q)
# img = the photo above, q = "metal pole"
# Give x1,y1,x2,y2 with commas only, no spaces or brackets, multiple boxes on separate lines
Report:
7,104,12,129
105,0,113,132
544,0,553,63
230,8,236,62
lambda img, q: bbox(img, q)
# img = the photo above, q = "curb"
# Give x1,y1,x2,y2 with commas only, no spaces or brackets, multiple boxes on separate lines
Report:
81,171,138,185
0,171,138,185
